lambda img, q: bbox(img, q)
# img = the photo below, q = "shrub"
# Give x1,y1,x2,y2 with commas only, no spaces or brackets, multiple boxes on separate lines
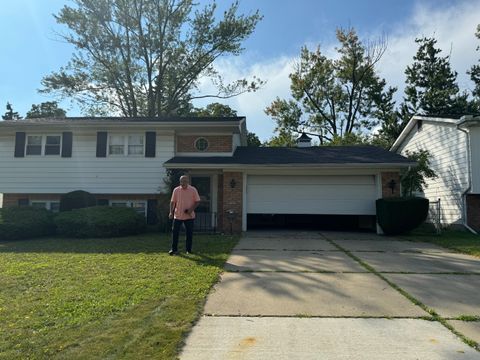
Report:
55,206,146,238
376,197,429,235
0,207,56,240
59,190,97,212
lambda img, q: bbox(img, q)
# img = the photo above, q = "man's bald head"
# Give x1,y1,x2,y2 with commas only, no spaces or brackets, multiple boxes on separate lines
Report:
179,175,189,188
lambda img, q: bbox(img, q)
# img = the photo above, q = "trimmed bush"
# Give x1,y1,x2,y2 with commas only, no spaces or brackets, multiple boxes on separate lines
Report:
59,190,97,212
376,197,429,235
0,207,56,240
55,206,146,238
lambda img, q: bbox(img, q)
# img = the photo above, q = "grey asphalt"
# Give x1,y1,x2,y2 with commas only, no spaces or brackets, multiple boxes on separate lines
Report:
180,231,480,359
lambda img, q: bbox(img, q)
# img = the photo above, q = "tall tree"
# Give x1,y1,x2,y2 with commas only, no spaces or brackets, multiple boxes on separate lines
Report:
402,37,467,118
265,27,387,144
25,101,67,118
468,25,480,100
40,0,262,116
2,102,22,120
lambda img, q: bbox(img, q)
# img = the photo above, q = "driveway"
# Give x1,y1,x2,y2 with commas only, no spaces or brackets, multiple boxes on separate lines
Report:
181,231,480,359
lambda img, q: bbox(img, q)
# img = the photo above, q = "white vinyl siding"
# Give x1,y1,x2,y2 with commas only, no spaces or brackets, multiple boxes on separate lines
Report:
397,122,469,225
0,130,174,194
247,175,377,215
469,127,480,193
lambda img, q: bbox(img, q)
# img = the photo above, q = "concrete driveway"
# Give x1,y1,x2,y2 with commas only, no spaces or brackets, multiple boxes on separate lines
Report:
181,231,480,359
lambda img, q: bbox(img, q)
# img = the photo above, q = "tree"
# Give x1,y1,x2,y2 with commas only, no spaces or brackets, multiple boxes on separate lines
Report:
40,0,263,116
191,102,238,117
468,25,480,100
2,102,22,120
402,37,467,118
25,101,67,118
265,27,387,144
400,150,438,197
246,132,261,147
264,129,298,147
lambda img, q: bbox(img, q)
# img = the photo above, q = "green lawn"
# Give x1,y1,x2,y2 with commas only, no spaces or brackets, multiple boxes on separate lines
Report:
402,229,480,257
0,233,238,359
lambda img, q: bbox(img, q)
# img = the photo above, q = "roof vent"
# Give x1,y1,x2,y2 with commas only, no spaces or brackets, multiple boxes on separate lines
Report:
296,132,312,148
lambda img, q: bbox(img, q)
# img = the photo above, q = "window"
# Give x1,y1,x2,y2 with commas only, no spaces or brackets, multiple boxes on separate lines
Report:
109,200,147,216
30,201,60,212
25,135,62,156
45,136,61,155
26,136,42,155
108,134,144,156
195,137,209,151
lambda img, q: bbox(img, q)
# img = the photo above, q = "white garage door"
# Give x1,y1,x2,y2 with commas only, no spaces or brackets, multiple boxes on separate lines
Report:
247,175,377,215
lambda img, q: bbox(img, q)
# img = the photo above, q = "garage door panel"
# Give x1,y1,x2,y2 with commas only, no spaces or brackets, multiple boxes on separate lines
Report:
247,175,377,215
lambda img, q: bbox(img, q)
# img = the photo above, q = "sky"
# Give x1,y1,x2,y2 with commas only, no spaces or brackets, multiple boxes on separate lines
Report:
1,0,479,141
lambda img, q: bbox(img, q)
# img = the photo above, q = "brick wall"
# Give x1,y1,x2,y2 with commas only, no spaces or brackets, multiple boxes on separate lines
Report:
221,172,243,234
381,172,401,198
176,135,232,153
466,194,480,232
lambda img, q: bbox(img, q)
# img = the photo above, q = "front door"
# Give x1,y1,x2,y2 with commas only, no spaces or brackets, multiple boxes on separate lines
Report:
190,176,213,230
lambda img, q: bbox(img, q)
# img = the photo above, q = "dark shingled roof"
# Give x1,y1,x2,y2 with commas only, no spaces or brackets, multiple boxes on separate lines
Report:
0,116,244,124
165,146,414,165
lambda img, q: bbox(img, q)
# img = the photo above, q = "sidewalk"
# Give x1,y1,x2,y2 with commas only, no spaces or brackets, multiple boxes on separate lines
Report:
180,231,480,359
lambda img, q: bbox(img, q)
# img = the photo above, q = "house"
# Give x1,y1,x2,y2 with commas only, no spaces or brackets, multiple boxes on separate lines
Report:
391,115,480,233
0,117,414,234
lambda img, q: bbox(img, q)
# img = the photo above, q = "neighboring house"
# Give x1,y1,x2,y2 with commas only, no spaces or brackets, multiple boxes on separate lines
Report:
391,115,480,232
0,117,414,234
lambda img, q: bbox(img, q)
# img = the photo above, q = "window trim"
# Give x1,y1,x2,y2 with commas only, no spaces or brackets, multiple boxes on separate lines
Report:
30,200,60,212
25,134,62,157
108,200,147,216
107,134,145,157
194,137,209,151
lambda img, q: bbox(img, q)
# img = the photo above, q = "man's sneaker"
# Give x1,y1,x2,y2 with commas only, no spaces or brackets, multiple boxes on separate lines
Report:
186,251,192,255
168,250,177,256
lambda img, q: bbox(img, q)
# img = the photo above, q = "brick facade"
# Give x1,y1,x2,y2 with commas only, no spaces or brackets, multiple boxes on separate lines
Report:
221,172,243,234
381,172,401,198
176,135,232,153
466,194,480,232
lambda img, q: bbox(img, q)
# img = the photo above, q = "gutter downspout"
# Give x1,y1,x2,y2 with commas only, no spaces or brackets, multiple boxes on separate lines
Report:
457,124,478,234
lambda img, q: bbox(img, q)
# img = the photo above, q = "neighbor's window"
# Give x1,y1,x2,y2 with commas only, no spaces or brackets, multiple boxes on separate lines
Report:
109,200,147,216
45,136,61,155
26,136,42,155
30,201,60,212
195,137,209,151
109,135,125,155
128,135,144,155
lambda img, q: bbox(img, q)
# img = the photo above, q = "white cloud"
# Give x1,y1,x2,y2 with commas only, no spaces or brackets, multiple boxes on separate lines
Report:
194,0,480,142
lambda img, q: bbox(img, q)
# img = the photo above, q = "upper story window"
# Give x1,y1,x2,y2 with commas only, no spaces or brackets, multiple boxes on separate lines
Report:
108,134,144,156
195,137,209,151
26,135,61,156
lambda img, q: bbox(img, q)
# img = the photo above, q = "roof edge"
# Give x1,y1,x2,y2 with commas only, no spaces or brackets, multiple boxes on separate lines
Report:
163,162,417,169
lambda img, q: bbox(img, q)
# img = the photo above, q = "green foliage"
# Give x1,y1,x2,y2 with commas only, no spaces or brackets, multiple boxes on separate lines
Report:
59,190,97,212
329,132,368,146
54,206,146,238
2,102,22,120
41,0,263,116
0,207,56,240
376,197,429,235
403,37,468,117
264,129,298,147
400,150,438,197
265,27,387,144
247,131,261,146
468,25,480,100
25,101,66,118
191,102,238,117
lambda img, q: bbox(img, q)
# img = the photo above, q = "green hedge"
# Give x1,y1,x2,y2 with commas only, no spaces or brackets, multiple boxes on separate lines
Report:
0,207,56,240
54,206,146,238
59,190,97,212
376,197,429,235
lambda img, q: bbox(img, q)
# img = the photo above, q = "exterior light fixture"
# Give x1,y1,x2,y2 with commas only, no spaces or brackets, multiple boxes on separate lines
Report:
388,179,397,194
230,179,236,189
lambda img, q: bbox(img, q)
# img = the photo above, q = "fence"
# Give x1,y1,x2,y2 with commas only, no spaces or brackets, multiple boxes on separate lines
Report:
428,198,441,235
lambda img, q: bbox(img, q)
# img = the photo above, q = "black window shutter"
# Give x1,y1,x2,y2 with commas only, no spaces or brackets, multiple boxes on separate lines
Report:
147,199,158,225
61,132,73,158
97,199,109,206
96,132,108,157
18,198,29,206
145,131,156,158
14,132,26,157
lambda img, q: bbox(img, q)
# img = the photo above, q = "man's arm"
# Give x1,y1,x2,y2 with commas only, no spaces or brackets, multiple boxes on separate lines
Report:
169,201,175,219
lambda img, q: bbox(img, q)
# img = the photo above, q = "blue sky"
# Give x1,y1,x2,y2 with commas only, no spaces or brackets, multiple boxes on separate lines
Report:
1,0,479,141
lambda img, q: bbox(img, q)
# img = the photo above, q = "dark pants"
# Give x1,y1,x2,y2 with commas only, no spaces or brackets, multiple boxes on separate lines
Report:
171,219,194,252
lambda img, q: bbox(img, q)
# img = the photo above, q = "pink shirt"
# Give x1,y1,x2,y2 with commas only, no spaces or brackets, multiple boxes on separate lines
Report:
171,185,201,220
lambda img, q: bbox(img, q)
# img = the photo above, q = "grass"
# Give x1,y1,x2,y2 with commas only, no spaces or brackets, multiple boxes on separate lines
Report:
401,229,480,257
0,232,238,359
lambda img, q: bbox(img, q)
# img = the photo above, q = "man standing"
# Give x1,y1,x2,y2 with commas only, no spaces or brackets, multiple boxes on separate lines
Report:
169,175,201,255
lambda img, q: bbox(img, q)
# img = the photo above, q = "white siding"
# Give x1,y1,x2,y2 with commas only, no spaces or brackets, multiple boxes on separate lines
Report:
397,122,468,225
469,127,480,194
0,130,174,194
247,175,377,215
